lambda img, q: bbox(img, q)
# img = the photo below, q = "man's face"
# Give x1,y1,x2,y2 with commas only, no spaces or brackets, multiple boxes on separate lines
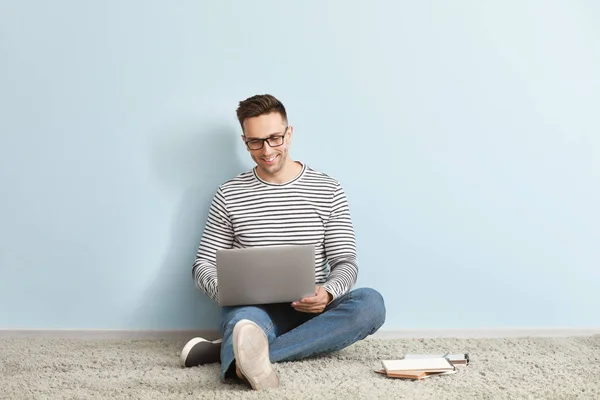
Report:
242,112,292,178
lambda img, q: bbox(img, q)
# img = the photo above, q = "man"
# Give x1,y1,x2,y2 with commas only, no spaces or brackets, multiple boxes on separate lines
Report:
180,94,386,390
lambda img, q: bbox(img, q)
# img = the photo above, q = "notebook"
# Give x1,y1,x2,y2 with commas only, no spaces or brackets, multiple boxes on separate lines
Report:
375,357,457,380
381,358,456,373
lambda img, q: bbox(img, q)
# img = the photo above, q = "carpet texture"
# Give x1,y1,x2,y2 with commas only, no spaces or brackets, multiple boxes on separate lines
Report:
1,335,599,399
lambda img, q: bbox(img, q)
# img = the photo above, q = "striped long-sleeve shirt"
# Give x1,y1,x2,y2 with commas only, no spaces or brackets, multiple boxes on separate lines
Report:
192,163,358,303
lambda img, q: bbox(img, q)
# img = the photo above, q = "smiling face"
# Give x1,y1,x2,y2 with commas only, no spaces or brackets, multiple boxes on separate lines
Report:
242,112,296,183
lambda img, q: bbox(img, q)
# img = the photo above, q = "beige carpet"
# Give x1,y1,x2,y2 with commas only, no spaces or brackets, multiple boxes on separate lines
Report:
1,335,599,399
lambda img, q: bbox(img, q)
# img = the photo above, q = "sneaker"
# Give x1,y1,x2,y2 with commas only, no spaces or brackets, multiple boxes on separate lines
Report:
180,337,222,367
232,319,279,390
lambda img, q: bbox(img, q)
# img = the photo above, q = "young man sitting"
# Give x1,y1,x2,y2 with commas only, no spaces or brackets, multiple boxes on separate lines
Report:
180,94,386,390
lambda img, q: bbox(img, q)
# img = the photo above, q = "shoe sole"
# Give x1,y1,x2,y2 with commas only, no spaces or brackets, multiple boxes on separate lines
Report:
232,320,279,390
180,337,222,367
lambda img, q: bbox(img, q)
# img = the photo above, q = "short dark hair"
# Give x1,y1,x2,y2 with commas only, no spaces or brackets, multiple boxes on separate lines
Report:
236,94,287,130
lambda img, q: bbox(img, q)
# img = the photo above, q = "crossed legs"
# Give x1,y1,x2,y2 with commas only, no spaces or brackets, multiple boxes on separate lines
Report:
219,287,386,386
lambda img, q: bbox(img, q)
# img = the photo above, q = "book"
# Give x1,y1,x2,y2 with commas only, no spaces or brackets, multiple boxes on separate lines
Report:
382,357,456,372
376,357,457,380
404,353,470,366
375,369,457,380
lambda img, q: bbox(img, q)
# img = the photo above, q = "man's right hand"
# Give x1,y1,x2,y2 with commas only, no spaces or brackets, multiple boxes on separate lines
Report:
291,286,332,313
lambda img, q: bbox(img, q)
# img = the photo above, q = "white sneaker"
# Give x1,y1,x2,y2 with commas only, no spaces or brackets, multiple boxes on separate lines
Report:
232,319,280,390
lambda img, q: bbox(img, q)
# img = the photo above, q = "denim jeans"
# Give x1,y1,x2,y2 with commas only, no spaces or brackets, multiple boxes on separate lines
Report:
218,287,386,380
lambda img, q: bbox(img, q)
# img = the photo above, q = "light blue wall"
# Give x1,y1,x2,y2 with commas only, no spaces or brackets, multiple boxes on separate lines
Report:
1,1,599,331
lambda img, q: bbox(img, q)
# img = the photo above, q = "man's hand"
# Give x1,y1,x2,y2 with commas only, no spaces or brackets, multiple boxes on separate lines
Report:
291,286,333,314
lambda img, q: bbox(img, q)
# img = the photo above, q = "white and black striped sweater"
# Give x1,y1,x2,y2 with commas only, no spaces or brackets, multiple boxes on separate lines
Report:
192,163,358,303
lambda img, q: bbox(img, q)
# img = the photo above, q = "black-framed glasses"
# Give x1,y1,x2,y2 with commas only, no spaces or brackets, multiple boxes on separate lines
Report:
244,127,289,150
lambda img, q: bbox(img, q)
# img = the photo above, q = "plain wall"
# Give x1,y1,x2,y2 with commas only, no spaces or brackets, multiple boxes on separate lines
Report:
1,1,599,330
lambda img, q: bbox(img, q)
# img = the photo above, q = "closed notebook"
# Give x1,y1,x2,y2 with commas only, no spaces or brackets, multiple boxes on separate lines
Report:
381,357,455,373
375,369,457,380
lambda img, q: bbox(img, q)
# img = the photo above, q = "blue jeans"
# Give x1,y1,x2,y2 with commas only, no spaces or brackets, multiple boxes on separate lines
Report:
218,287,386,380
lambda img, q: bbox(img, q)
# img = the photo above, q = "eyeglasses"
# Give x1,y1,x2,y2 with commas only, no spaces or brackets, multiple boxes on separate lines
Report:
244,127,288,150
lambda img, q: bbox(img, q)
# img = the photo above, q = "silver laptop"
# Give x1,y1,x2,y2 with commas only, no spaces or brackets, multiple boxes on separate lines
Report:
216,244,316,307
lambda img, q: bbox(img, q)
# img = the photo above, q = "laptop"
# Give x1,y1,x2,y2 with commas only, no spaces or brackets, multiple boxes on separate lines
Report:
216,244,316,307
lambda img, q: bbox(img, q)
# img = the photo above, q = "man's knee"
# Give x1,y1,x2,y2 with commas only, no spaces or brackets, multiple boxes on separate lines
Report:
221,306,259,331
220,306,274,339
352,287,386,332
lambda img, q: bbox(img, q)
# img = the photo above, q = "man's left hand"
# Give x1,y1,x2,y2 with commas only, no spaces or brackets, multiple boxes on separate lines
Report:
291,286,332,313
